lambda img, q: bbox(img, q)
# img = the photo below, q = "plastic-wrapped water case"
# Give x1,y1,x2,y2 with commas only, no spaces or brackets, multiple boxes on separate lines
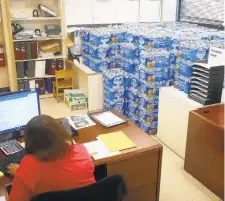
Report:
104,99,125,114
174,75,191,94
139,81,159,99
110,56,123,69
139,110,158,124
177,60,193,78
104,88,125,101
139,97,159,113
103,69,125,90
89,45,109,59
89,57,110,72
139,122,158,135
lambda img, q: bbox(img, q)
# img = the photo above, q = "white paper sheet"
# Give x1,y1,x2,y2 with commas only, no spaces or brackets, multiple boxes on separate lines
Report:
68,114,95,130
0,196,6,201
92,112,125,127
83,140,120,160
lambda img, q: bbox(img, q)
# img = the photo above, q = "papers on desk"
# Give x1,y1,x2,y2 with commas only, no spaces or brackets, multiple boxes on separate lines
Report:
68,114,95,130
98,131,136,152
91,111,126,127
83,140,120,160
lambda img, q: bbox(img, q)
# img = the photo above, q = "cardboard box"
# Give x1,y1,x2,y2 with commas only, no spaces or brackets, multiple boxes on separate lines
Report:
64,89,88,111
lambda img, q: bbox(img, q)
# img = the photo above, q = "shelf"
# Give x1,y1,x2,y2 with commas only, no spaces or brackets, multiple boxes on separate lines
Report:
16,56,64,62
11,17,61,21
18,75,55,80
39,93,54,99
14,37,62,42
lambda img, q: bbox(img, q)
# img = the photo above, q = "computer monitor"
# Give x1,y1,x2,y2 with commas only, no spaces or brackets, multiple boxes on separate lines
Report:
0,89,40,135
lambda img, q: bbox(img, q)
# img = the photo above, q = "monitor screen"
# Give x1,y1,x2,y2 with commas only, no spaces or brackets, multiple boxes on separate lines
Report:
0,89,40,135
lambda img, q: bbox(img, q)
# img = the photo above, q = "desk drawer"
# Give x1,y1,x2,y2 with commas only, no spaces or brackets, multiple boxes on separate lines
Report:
107,151,159,190
124,184,157,201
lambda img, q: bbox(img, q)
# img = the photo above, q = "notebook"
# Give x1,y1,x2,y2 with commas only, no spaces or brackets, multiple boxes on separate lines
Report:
98,131,136,152
91,111,126,127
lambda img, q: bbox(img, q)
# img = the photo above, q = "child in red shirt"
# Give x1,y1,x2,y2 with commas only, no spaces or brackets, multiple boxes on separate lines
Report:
8,115,96,201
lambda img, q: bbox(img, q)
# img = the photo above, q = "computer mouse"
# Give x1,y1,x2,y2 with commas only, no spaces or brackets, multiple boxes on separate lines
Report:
0,171,4,177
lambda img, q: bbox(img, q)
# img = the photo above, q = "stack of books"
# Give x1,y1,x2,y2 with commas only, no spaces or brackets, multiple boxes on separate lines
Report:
14,42,38,60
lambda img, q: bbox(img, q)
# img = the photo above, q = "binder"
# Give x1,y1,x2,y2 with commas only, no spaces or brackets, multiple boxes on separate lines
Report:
20,42,27,60
45,78,53,93
46,59,56,75
35,60,46,77
14,42,21,60
18,80,24,91
31,42,38,59
29,80,36,89
26,61,35,77
26,42,32,60
23,80,30,90
39,4,56,17
35,79,45,95
56,59,64,71
16,62,25,78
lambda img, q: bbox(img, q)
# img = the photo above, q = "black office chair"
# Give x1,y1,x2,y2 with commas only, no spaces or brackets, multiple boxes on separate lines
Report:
30,174,127,201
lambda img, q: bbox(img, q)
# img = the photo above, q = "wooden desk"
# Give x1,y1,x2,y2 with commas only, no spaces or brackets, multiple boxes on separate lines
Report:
184,104,224,200
0,111,163,201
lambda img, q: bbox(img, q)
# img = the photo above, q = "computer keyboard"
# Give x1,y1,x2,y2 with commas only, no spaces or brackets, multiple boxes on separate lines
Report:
0,150,24,175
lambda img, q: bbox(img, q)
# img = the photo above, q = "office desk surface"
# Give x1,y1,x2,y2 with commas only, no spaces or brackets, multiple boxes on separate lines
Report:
0,111,163,201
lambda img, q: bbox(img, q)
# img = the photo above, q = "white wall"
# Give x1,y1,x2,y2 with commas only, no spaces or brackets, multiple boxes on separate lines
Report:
65,0,178,26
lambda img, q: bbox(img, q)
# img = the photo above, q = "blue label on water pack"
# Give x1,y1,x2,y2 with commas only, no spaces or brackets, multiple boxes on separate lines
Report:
121,59,134,73
128,77,140,90
82,43,90,55
136,36,146,47
125,33,136,43
105,88,125,101
110,57,122,69
140,82,159,99
89,46,108,59
109,45,120,57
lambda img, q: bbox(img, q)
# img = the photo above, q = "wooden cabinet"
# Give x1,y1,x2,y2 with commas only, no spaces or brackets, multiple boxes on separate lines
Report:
108,150,160,201
185,104,224,200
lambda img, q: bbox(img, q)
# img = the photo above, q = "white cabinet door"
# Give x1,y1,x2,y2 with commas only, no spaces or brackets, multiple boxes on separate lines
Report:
65,0,93,25
93,0,117,24
117,0,139,23
140,0,160,22
162,0,177,21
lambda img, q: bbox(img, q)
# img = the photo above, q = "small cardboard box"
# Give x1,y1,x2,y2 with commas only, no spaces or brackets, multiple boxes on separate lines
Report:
64,89,88,111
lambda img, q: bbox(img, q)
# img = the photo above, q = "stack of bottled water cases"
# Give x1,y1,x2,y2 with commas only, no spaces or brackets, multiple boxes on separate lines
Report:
79,22,224,135
171,29,224,94
103,69,127,114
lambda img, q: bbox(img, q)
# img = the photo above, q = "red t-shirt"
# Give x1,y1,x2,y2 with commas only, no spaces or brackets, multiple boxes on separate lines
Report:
9,144,96,201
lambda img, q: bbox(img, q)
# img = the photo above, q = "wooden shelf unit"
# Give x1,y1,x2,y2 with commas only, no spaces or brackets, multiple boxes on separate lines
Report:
17,75,55,80
0,0,66,97
16,56,64,62
13,37,62,42
11,17,61,21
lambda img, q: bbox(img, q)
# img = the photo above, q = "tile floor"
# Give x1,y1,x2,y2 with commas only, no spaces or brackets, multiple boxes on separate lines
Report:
40,98,222,201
